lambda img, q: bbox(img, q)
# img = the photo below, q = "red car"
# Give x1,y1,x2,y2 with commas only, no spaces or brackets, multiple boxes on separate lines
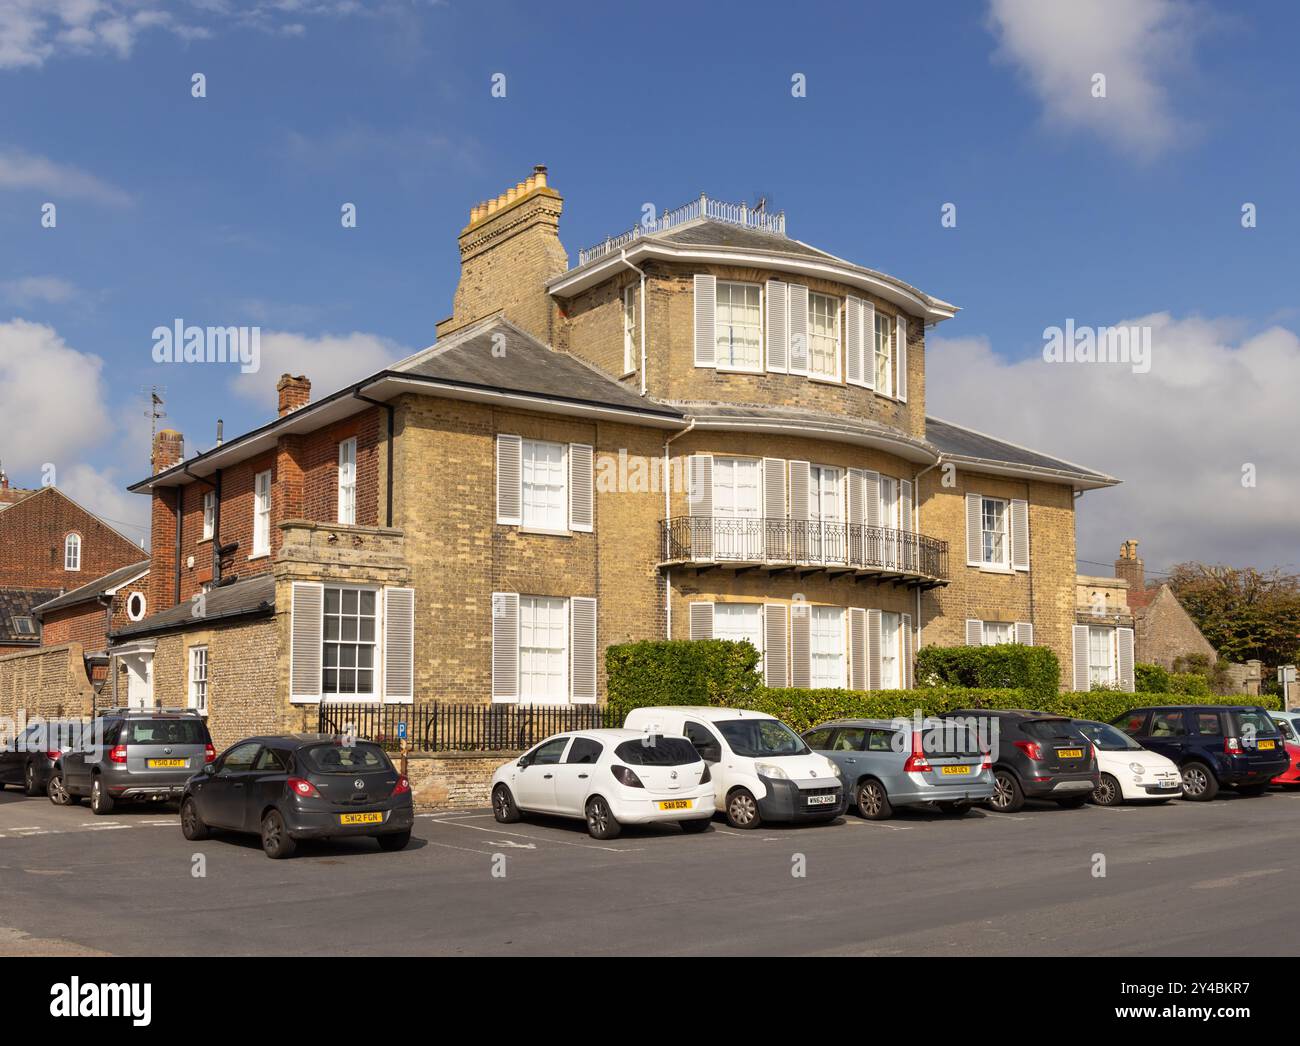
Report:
1271,742,1300,786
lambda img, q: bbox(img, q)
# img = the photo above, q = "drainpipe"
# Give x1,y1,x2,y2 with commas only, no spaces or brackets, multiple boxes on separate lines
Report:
911,454,944,651
662,419,697,639
619,250,648,397
353,391,396,528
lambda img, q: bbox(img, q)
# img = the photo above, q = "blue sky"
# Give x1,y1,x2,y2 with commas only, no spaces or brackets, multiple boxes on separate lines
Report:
2,0,1298,575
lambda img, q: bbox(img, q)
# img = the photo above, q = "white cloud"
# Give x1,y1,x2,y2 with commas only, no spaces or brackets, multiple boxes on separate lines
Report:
230,329,404,411
0,275,78,306
59,462,150,551
0,318,113,474
0,1,209,69
0,145,132,206
927,313,1300,572
987,0,1205,161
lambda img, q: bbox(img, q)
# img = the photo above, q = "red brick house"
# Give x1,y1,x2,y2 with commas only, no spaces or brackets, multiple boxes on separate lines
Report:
33,559,151,686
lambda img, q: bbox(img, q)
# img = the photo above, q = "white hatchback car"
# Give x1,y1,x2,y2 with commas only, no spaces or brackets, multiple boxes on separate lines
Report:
491,728,715,839
623,706,847,828
1072,719,1182,805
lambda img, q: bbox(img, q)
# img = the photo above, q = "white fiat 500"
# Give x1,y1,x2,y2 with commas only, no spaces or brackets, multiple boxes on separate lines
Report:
491,728,715,839
623,706,847,828
1072,719,1182,805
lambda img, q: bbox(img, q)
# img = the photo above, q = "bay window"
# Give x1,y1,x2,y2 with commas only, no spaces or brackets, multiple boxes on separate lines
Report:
810,605,846,688
715,281,762,371
808,292,840,379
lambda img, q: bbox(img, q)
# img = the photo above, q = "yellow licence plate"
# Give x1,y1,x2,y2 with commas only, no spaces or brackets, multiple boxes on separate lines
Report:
1057,749,1083,759
147,759,186,768
940,765,971,775
339,812,384,825
1259,740,1276,750
657,799,692,811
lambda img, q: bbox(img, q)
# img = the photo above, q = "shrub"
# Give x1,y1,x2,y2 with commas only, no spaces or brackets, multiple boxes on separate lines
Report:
1168,672,1212,696
735,688,1024,733
605,639,761,723
914,643,1060,700
1135,663,1170,693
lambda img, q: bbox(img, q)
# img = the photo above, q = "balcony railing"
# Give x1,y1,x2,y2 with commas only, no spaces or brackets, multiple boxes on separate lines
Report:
660,516,949,585
577,193,787,266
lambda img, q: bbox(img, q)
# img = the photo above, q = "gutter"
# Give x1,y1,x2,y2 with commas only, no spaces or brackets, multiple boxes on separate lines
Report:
109,598,274,643
352,390,396,528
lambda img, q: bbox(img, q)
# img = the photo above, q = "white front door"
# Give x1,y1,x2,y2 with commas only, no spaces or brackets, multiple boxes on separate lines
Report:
713,457,762,560
125,654,154,709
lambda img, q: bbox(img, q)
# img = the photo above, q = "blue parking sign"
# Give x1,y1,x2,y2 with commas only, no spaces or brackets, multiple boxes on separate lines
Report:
397,722,408,740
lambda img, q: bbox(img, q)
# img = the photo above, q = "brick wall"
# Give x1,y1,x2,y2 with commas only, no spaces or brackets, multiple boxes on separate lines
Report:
1134,586,1217,670
41,584,148,654
403,751,515,810
0,488,144,589
0,643,95,721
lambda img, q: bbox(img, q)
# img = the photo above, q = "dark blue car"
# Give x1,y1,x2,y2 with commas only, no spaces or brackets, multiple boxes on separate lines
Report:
1111,705,1288,800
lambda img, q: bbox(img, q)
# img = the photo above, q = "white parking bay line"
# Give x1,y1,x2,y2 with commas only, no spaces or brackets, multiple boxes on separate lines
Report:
427,818,638,853
845,820,912,831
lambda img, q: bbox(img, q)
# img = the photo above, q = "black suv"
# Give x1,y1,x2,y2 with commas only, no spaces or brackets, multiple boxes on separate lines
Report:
1111,705,1288,800
941,709,1098,812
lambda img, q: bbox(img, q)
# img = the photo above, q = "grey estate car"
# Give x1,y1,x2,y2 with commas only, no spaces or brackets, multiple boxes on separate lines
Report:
802,718,995,819
48,708,214,814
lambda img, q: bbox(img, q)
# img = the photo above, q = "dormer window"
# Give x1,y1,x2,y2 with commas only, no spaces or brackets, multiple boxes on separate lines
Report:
807,292,840,380
715,282,762,372
64,533,81,571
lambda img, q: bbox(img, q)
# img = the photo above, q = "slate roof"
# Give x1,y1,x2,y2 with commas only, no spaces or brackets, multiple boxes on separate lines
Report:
110,573,276,640
652,220,837,260
674,401,936,458
396,318,683,419
0,588,60,645
925,416,1117,484
32,560,150,616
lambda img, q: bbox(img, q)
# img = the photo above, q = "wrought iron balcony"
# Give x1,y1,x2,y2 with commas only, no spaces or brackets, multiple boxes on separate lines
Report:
660,516,949,587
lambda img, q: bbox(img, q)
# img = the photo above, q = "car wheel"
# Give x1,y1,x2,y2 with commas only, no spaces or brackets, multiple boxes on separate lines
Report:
180,797,209,841
377,830,411,852
261,810,297,859
491,784,521,824
725,788,761,829
1055,795,1089,809
855,779,893,820
936,801,971,816
1180,762,1219,801
1092,773,1123,806
679,818,711,834
989,770,1025,813
90,778,115,816
584,796,621,840
1236,784,1267,797
47,772,79,806
23,762,42,797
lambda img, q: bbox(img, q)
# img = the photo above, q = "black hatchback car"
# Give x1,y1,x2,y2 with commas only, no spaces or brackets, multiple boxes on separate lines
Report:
0,719,86,797
181,733,414,858
1111,705,1288,800
940,709,1099,812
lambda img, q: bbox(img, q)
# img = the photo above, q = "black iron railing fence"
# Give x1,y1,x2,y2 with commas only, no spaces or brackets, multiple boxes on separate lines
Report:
660,516,949,582
316,701,616,753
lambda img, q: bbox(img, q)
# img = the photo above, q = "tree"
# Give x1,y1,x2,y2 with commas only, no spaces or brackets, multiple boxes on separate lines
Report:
1164,563,1300,668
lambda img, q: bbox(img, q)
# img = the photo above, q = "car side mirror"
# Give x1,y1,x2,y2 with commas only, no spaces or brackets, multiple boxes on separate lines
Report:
202,762,217,775
517,757,530,769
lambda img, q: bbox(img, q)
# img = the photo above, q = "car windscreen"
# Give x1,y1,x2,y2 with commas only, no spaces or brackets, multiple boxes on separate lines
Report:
299,742,392,774
919,722,984,756
716,719,808,757
123,720,209,746
1020,719,1086,743
1232,709,1281,741
614,738,702,766
1073,721,1142,751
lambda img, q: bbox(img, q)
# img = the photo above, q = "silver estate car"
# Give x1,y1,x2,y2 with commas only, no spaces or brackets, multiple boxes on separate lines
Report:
803,717,995,819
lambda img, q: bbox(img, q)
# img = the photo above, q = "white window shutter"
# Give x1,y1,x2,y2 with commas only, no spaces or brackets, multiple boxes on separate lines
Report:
788,460,810,522
290,581,324,702
1011,499,1030,571
763,458,788,561
569,443,594,533
496,434,522,526
766,280,788,373
764,604,789,687
570,597,598,703
965,618,983,647
1117,626,1135,693
788,284,809,375
862,299,876,390
896,314,908,402
693,274,716,367
689,602,714,641
849,607,867,690
899,480,913,532
492,592,520,702
901,613,914,689
845,296,864,386
1015,621,1034,646
687,454,713,560
790,604,811,687
847,468,865,525
864,470,881,528
382,587,415,703
1072,624,1090,692
965,493,982,567
867,608,882,690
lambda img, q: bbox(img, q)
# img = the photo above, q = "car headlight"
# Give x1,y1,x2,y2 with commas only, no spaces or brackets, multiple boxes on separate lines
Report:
1129,762,1145,775
755,762,788,780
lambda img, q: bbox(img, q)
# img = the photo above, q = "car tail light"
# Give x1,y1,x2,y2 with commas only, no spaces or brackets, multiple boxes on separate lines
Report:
980,751,993,771
700,763,711,784
109,745,127,764
46,750,61,762
287,777,320,798
1225,736,1244,755
204,743,216,764
1014,740,1044,761
611,765,644,787
391,776,411,797
903,733,932,773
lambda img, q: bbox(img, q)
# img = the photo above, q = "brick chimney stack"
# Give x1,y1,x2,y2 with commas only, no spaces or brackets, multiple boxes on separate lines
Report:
153,429,184,474
277,374,311,416
1115,539,1145,591
438,164,568,344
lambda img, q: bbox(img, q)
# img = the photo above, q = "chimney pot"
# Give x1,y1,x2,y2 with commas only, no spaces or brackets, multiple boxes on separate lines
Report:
276,374,311,417
153,429,185,474
532,164,547,187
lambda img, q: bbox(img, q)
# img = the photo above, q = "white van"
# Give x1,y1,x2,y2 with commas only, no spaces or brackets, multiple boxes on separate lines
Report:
622,706,846,828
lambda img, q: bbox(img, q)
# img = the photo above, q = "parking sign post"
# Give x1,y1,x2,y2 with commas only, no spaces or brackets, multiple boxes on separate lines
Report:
398,721,409,777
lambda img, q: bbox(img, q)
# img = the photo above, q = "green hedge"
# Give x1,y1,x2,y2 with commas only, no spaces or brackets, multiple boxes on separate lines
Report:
914,643,1060,700
734,688,1023,733
605,639,761,722
1135,663,1213,696
1135,663,1170,692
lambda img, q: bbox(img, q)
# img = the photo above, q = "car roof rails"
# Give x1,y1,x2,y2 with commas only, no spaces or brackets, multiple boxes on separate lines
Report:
94,707,203,717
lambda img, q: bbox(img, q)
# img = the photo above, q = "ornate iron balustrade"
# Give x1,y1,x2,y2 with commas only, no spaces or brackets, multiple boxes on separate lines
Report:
577,193,787,266
660,516,949,584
